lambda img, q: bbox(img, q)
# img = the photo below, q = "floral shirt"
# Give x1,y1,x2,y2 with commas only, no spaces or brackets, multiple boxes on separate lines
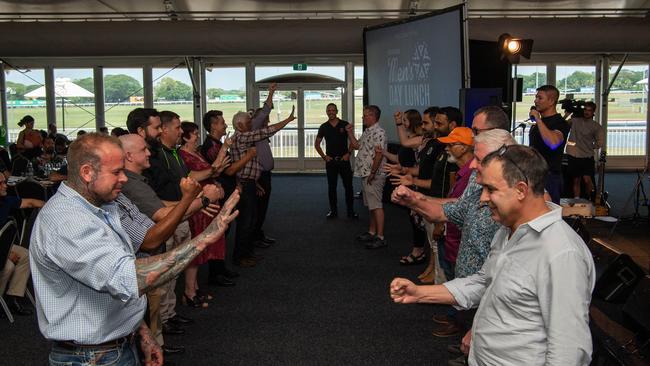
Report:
442,170,501,278
353,123,386,178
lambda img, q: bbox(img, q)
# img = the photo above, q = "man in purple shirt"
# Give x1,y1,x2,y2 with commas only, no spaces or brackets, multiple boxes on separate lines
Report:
251,83,278,248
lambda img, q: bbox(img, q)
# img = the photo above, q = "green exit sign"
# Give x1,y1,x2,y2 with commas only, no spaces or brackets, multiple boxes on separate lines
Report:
293,63,308,71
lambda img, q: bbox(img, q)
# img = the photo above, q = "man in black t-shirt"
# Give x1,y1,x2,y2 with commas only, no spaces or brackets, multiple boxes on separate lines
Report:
315,103,357,219
528,85,570,204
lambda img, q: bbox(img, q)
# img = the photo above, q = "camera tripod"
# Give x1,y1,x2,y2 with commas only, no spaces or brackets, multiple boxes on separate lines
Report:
608,164,650,238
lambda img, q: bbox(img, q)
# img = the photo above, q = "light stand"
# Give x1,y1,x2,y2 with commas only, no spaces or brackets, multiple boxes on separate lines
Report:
608,163,650,238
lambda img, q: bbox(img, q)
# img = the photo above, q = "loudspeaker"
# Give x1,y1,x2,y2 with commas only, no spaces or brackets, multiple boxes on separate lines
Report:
459,88,503,128
588,239,645,303
623,275,650,332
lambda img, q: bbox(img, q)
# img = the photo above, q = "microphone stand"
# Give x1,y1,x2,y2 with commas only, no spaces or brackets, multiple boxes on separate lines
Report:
510,122,527,145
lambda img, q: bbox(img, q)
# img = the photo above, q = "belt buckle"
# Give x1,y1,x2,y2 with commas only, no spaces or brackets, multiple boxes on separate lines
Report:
334,156,342,161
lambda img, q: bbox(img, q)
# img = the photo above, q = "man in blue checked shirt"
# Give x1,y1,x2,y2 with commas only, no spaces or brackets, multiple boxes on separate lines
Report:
30,133,240,366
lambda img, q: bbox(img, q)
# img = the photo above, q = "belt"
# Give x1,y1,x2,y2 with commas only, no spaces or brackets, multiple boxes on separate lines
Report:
54,332,137,350
329,156,346,161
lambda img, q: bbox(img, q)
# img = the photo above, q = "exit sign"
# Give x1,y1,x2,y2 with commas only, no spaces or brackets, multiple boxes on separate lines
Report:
293,63,308,71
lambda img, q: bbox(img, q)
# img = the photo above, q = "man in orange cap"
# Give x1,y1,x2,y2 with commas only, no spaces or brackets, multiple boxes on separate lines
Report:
436,127,474,281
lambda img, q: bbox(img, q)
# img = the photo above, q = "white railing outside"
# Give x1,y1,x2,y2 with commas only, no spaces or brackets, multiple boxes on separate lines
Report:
4,122,647,157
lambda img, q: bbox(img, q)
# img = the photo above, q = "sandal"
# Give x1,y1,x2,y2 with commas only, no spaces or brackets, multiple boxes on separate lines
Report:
400,252,426,265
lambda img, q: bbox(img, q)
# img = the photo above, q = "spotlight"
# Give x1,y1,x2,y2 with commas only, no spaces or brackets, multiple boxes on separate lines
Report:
498,33,534,64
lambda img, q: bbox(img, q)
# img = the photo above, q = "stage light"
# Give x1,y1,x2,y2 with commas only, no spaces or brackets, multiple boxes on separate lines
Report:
498,33,534,64
507,40,521,53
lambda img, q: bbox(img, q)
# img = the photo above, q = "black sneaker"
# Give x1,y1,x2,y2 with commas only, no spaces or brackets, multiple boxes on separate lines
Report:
356,232,376,242
365,237,387,249
326,210,338,219
347,211,359,219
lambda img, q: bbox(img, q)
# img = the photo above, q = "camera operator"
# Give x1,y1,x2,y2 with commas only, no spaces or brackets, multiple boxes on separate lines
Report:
565,102,604,200
529,85,570,204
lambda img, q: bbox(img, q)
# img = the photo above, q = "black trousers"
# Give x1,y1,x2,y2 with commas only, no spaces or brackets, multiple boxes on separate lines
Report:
233,179,257,262
325,159,354,213
254,170,272,241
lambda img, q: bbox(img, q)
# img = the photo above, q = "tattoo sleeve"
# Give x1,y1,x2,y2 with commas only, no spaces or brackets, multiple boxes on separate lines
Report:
135,190,239,296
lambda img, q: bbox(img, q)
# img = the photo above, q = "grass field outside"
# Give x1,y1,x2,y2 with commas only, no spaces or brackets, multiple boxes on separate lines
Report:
5,93,646,156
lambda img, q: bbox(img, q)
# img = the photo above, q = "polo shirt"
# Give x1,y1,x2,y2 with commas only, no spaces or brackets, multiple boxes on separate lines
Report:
317,119,351,157
122,169,165,219
144,141,188,201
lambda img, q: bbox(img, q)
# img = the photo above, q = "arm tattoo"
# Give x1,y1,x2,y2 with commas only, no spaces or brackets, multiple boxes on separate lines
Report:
135,191,239,296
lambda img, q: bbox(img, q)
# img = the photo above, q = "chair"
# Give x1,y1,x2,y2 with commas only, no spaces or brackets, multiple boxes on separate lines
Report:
0,219,19,323
19,207,40,248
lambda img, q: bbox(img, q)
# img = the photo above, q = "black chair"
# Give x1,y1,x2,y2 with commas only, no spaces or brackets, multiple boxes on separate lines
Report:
19,207,40,248
10,155,29,177
0,219,19,323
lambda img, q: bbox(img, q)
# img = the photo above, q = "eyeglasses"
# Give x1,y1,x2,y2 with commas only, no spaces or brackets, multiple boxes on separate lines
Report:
471,126,496,136
497,144,528,184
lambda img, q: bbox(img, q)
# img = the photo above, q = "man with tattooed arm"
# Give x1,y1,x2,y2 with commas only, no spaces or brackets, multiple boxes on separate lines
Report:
29,133,239,366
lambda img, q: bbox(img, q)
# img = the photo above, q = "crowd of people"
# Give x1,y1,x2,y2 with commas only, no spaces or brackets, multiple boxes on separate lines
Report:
0,82,603,365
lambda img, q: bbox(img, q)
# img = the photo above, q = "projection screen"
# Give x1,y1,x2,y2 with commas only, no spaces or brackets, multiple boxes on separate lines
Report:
363,5,465,142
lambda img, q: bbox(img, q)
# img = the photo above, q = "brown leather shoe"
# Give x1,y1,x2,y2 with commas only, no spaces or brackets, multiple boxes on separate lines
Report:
432,322,462,337
432,314,451,324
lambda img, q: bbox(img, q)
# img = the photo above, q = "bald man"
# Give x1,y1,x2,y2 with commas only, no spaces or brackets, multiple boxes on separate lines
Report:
119,134,222,352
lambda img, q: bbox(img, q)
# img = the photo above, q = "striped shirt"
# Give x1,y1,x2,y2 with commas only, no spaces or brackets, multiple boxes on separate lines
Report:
115,193,156,258
231,125,280,181
30,182,146,344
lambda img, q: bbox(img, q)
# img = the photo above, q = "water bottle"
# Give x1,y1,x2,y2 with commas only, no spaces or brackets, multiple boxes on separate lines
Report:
26,160,34,177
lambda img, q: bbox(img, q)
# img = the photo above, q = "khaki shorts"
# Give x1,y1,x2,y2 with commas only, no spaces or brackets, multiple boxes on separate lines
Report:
361,175,386,210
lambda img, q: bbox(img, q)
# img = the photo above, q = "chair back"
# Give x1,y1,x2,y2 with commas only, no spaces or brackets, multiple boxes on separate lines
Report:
19,207,40,248
0,220,18,271
11,155,29,177
15,179,47,201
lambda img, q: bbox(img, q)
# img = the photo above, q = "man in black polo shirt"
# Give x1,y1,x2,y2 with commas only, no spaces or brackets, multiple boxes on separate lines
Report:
528,85,570,204
315,103,357,219
142,110,191,337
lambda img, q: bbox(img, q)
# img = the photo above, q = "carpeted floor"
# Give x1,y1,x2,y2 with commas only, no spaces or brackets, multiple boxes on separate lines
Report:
0,174,459,365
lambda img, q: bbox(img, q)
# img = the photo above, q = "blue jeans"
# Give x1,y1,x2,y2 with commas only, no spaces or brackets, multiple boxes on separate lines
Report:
49,340,139,366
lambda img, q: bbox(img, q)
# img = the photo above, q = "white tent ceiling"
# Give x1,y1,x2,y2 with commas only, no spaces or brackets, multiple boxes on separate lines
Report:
0,0,648,21
0,0,648,62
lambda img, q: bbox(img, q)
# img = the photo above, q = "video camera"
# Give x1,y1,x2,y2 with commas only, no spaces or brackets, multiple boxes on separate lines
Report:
559,94,587,118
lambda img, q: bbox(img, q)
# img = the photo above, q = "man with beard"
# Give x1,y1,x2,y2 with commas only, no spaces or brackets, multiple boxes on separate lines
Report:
390,144,594,366
386,107,460,281
315,102,357,219
30,133,240,366
127,109,194,337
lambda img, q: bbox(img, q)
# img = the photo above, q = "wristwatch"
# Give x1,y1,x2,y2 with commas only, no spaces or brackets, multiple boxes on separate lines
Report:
201,196,210,208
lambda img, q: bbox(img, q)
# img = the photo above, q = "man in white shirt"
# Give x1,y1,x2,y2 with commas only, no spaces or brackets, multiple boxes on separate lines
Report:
390,144,595,366
347,105,387,249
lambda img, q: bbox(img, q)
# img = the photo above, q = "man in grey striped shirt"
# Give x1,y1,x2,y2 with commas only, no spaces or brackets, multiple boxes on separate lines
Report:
30,133,239,366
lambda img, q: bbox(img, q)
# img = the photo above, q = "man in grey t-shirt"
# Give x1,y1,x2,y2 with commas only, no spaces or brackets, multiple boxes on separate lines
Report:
566,101,604,199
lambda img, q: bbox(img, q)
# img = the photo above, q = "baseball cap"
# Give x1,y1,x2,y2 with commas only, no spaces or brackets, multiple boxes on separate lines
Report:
437,127,473,146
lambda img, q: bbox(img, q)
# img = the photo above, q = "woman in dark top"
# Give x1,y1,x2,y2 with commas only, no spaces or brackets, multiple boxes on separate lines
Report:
380,109,429,267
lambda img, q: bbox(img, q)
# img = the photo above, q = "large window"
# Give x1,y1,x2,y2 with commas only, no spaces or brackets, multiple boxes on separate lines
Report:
103,68,144,131
5,68,45,142
606,64,648,156
205,66,246,127
53,68,95,136
514,65,547,122
152,67,194,121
